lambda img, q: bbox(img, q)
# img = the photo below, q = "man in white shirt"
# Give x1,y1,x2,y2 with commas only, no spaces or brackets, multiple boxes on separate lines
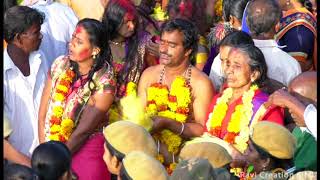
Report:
22,0,78,68
4,6,49,157
245,0,301,86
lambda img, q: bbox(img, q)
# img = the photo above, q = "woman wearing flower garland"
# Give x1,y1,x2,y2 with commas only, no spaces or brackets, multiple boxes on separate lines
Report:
138,18,215,173
101,0,156,124
204,43,284,158
38,18,115,179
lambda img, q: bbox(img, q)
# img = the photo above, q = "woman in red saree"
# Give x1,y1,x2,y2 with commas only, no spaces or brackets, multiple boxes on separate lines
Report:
203,44,284,156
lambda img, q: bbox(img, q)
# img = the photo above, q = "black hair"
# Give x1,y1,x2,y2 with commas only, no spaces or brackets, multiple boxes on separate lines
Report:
119,165,133,180
101,0,140,93
219,30,254,47
230,44,268,87
4,0,17,13
299,0,313,13
4,163,38,180
31,141,71,180
230,0,248,21
222,0,233,21
251,138,294,170
104,139,125,162
161,18,198,62
4,5,45,43
246,0,281,37
223,0,248,22
70,18,112,92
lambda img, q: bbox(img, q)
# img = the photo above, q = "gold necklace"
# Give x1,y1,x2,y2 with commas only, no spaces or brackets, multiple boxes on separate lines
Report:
109,40,125,47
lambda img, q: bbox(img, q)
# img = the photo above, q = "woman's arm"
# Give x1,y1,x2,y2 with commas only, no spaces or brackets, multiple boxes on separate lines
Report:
66,92,114,154
4,139,31,167
38,77,52,144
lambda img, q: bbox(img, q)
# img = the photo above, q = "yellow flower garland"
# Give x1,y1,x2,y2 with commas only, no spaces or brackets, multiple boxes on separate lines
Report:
48,68,75,142
146,76,191,155
206,85,258,153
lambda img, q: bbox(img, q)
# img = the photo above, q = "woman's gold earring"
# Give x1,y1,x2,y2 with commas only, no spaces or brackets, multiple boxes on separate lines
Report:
286,0,290,6
93,54,96,59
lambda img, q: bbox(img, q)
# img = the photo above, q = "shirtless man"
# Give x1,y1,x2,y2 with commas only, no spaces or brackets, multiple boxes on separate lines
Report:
138,18,215,164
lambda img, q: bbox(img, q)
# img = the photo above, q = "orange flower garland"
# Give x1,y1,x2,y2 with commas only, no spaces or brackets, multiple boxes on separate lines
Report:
146,76,191,174
48,68,75,143
146,76,191,154
206,85,258,153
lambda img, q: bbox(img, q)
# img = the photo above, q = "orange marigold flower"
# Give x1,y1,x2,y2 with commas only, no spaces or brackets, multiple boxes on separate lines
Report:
59,134,66,143
50,116,62,125
224,132,239,144
147,100,156,106
158,104,168,111
210,127,222,137
176,107,189,114
168,95,177,102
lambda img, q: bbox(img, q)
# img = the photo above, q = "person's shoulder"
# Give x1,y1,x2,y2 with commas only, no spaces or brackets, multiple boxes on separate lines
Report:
140,65,163,84
191,67,214,88
53,55,68,64
51,55,69,71
143,65,162,75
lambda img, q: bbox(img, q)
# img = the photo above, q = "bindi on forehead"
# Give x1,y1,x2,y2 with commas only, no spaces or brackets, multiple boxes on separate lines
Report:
75,25,84,35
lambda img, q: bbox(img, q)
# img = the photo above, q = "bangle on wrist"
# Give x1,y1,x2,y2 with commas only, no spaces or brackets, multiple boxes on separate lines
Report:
179,122,185,135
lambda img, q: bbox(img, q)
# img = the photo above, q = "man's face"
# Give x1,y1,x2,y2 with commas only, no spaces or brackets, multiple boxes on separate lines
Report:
243,140,269,174
20,23,42,53
159,30,190,67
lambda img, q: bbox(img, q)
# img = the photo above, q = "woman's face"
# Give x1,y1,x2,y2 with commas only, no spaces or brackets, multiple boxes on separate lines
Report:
68,25,94,62
20,23,43,53
224,48,253,89
103,143,121,175
243,140,269,174
118,13,136,38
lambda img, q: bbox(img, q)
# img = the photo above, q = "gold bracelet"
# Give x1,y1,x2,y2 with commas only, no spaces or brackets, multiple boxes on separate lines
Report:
179,122,185,135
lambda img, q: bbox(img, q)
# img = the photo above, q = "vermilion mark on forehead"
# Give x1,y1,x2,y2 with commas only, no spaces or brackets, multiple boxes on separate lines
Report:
124,12,135,21
79,48,91,59
75,25,83,35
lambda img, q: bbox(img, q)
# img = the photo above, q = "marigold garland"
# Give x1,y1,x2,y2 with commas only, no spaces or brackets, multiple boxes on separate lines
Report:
48,68,75,143
146,76,191,154
146,76,191,173
206,85,258,153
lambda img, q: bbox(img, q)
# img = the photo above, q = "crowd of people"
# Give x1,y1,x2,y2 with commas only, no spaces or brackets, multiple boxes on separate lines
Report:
3,0,317,179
